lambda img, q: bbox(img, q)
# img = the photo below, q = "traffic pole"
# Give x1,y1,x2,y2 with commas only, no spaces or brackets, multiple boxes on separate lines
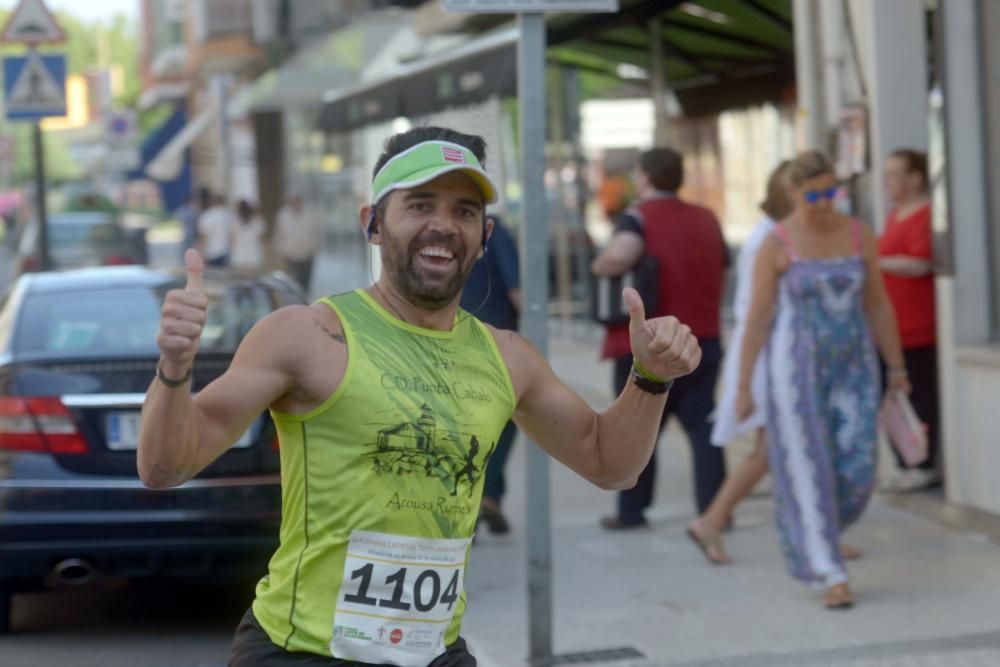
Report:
517,12,553,665
32,116,50,270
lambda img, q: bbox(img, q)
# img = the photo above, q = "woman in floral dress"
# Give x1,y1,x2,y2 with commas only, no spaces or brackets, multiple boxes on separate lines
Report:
736,151,910,609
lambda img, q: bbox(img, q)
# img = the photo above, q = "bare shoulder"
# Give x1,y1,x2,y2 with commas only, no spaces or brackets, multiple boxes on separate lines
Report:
758,231,789,273
235,303,345,367
231,302,349,413
483,324,548,402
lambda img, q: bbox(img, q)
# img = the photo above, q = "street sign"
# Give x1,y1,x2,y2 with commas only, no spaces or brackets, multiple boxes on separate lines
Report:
442,0,618,11
104,109,140,172
3,51,66,120
0,0,66,44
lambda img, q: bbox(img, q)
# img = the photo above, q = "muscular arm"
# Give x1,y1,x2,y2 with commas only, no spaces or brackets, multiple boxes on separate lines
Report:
495,331,663,489
137,305,316,488
493,298,699,490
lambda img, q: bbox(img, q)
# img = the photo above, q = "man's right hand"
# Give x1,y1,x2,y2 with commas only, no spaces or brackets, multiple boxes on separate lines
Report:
157,249,208,377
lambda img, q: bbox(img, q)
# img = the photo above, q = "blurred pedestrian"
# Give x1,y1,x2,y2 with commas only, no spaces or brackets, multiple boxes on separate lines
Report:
686,160,793,564
275,193,322,293
736,150,909,609
175,188,207,263
878,149,940,493
230,200,266,270
593,147,729,529
198,193,234,268
460,213,521,534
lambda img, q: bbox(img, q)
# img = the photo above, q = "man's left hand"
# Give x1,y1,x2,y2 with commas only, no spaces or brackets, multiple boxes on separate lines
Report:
625,287,701,382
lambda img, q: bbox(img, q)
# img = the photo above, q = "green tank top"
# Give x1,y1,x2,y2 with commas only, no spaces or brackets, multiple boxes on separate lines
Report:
252,289,515,665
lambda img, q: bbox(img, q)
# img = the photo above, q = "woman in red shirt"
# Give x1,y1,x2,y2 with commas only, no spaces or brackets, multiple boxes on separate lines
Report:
878,149,940,492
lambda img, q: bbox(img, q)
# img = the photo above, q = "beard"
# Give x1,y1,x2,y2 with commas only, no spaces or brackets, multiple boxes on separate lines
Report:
380,225,478,310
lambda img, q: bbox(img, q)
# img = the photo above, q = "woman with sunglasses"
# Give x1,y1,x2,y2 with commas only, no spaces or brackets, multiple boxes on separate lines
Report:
735,150,909,609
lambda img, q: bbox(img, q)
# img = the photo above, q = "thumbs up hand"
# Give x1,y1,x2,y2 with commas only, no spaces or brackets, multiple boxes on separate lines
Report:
624,287,701,384
157,249,209,379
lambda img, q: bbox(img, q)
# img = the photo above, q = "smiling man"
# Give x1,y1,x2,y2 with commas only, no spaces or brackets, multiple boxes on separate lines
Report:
138,127,703,667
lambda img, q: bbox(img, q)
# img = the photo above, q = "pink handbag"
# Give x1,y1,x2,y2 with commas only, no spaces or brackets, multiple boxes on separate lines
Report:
879,392,928,467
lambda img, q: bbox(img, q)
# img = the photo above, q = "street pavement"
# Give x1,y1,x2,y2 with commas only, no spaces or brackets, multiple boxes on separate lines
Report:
459,329,1000,667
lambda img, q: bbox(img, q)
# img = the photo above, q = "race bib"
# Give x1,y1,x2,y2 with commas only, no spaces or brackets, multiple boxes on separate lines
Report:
331,530,470,667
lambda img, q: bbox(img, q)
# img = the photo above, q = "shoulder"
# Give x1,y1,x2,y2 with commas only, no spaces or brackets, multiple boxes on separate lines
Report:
246,304,343,354
482,323,545,402
757,229,789,272
611,209,644,237
238,303,347,384
741,219,774,256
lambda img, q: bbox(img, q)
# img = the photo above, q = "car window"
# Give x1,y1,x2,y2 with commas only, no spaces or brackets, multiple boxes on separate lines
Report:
13,284,287,358
48,213,125,247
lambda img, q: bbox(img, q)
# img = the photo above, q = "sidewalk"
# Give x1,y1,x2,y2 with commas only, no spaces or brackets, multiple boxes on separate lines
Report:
460,331,1000,667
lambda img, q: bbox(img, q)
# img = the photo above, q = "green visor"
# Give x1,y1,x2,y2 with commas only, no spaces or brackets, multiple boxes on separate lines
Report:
371,140,499,206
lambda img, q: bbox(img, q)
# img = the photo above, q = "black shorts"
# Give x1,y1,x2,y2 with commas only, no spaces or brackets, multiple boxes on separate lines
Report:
229,607,477,667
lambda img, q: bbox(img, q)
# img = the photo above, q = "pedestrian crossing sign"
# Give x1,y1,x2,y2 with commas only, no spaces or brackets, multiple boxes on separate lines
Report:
0,0,66,45
3,51,66,120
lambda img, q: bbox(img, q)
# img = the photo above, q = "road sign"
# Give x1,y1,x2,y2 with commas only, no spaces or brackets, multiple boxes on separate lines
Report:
0,0,66,44
3,51,66,120
442,0,618,11
106,109,137,141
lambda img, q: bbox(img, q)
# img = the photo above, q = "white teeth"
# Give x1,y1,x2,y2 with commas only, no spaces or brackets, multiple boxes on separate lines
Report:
419,246,454,259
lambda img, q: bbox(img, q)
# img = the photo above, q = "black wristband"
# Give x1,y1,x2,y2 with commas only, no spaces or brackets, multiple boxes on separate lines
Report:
630,368,674,395
157,364,192,388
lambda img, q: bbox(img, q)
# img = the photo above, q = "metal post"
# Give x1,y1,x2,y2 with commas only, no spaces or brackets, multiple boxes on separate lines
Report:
517,11,553,665
649,18,670,145
32,120,50,270
793,0,826,150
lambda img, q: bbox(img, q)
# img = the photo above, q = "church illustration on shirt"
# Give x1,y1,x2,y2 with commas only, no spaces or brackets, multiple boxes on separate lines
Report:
368,404,495,497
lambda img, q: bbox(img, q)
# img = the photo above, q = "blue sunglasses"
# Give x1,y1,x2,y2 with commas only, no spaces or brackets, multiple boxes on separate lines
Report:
803,187,838,204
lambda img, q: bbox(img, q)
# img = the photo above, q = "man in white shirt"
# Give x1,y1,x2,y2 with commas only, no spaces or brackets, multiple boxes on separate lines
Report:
274,194,322,292
198,194,235,267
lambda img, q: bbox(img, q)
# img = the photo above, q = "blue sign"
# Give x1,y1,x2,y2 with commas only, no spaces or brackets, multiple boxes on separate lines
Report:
4,51,65,120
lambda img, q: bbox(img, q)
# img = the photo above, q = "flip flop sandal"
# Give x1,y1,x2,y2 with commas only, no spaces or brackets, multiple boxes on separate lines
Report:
823,585,855,610
685,526,731,565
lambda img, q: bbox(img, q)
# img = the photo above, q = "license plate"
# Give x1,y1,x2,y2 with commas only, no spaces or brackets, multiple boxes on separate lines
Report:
105,412,257,451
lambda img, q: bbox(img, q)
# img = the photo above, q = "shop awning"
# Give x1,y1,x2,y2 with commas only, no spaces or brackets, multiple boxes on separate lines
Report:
317,27,517,131
146,100,218,182
316,0,793,131
234,13,411,114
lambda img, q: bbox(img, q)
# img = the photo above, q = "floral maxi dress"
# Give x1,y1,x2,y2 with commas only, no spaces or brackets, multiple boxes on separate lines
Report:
765,221,879,587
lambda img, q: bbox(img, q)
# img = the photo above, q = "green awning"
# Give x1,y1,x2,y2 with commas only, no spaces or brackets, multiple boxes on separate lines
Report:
316,0,794,131
546,0,794,115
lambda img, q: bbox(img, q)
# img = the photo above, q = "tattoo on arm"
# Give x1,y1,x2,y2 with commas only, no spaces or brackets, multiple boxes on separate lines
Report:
313,319,346,344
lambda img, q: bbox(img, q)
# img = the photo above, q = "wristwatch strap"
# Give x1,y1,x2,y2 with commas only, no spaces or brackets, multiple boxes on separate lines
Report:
630,368,674,395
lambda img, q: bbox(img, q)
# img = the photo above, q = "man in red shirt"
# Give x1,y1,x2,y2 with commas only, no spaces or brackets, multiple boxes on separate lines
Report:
592,147,728,528
878,148,940,492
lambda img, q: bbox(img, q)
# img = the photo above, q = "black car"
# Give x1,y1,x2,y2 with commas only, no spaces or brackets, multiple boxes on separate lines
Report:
0,266,306,632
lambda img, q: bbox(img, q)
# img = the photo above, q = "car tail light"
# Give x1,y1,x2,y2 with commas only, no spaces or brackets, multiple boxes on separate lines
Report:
0,397,88,454
103,255,134,266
